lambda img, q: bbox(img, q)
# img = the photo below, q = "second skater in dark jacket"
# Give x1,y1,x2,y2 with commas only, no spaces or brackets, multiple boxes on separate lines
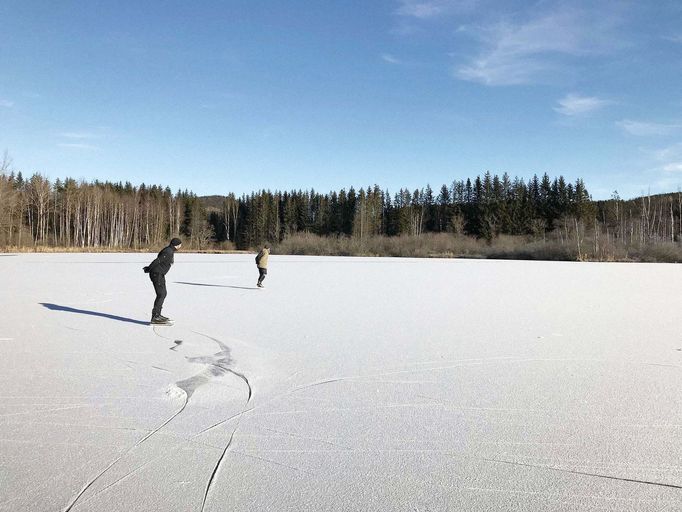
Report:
144,237,182,324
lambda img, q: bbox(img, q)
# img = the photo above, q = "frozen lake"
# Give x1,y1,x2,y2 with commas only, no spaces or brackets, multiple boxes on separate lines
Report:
0,253,680,511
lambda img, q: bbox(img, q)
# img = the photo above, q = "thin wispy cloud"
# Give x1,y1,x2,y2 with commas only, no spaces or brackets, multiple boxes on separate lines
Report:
0,99,14,108
554,94,611,116
617,120,682,136
381,53,402,64
663,162,682,172
57,143,100,150
58,131,100,139
663,34,682,44
653,142,682,163
645,142,682,176
396,0,479,19
455,4,625,86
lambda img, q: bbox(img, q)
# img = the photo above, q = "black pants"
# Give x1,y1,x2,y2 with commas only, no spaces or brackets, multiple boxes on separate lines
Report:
258,267,267,284
149,272,167,317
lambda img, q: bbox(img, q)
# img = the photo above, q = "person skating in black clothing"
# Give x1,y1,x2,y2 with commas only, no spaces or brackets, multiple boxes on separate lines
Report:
144,238,182,324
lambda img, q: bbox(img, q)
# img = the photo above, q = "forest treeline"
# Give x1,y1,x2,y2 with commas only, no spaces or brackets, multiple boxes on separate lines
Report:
2,154,682,261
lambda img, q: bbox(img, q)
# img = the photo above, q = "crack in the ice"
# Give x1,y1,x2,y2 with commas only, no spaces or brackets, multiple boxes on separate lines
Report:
200,419,243,512
62,391,189,512
192,378,348,438
77,455,161,507
64,327,252,511
484,458,682,490
187,330,253,512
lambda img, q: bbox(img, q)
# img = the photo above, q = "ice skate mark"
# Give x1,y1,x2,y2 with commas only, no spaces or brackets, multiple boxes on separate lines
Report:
152,325,173,340
484,458,682,490
111,357,136,370
62,389,189,512
196,376,379,437
2,421,147,433
646,363,680,369
193,410,245,437
260,427,351,450
41,303,149,326
169,339,183,351
289,377,345,393
232,450,315,475
0,404,89,418
175,281,259,290
62,325,86,332
0,337,13,341
151,366,170,373
284,370,301,383
461,487,673,505
195,378,357,436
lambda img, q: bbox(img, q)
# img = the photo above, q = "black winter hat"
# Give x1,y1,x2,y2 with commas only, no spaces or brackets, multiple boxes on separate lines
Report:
170,237,182,247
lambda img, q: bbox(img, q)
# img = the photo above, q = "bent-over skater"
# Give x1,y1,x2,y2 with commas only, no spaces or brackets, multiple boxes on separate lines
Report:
144,237,182,324
255,244,269,288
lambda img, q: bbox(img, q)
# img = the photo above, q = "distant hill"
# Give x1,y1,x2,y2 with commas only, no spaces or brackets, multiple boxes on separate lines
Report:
199,195,225,211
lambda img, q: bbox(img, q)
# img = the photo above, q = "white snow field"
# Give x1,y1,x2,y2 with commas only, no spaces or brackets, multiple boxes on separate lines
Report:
0,253,680,512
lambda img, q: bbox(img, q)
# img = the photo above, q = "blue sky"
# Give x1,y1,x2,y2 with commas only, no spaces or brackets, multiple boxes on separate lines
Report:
1,0,682,199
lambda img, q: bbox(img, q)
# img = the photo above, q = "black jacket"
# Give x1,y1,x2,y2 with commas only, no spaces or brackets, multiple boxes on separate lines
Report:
144,244,176,275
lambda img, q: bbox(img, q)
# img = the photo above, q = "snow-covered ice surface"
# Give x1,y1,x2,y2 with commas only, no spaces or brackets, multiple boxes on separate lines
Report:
1,253,681,511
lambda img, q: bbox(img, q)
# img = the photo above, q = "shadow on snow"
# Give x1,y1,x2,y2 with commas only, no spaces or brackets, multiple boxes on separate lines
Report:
40,303,149,325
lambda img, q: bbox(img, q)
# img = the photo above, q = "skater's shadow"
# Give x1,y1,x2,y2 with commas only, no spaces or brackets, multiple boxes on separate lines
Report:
174,281,259,291
40,303,149,325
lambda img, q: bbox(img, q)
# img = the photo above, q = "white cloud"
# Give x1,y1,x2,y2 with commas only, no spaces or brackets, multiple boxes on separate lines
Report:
455,5,624,86
652,143,682,163
0,99,14,108
57,143,100,150
663,162,682,172
663,34,682,44
643,142,682,176
554,94,611,116
617,120,682,136
396,0,479,19
58,132,100,139
381,53,402,64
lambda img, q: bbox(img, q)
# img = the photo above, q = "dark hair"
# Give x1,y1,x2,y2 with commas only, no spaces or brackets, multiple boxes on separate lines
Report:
170,238,182,247
264,244,270,249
